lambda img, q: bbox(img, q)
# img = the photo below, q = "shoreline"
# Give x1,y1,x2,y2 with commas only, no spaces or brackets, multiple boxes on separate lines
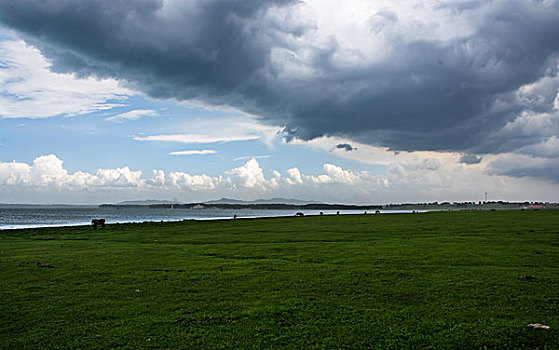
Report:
0,209,435,230
4,207,550,231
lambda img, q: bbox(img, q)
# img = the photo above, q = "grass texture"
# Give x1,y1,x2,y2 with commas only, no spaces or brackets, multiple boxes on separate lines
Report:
1,210,558,349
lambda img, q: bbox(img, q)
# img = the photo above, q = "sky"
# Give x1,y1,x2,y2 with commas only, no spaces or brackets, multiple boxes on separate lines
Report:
0,0,558,205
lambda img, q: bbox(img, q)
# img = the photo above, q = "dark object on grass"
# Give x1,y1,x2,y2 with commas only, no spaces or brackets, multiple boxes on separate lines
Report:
522,274,536,280
295,212,304,217
91,218,106,229
233,215,237,220
36,262,55,268
536,251,542,254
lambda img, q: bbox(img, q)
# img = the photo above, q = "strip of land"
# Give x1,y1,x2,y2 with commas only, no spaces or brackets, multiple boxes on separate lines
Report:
1,210,558,349
98,200,557,210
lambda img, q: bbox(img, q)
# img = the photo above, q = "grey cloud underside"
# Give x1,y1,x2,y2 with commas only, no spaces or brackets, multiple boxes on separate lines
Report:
487,157,559,184
335,143,356,152
1,0,559,156
459,154,483,165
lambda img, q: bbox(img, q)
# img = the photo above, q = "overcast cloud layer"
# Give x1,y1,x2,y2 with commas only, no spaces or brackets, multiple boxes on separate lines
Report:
0,0,558,184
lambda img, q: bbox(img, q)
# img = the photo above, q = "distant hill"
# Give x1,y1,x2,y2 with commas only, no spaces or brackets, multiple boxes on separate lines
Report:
116,200,177,205
205,198,320,205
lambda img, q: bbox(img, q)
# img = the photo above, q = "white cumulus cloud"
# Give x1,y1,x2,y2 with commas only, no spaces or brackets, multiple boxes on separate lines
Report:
1,154,558,204
0,36,132,119
227,159,268,189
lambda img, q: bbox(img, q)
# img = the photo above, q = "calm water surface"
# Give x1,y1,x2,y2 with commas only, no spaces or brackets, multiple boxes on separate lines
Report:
0,207,421,230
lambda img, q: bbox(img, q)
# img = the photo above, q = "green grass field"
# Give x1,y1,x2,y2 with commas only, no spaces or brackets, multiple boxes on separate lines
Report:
1,210,558,349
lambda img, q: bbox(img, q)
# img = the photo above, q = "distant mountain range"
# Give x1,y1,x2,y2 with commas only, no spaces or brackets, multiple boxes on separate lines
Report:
114,198,318,206
204,198,320,205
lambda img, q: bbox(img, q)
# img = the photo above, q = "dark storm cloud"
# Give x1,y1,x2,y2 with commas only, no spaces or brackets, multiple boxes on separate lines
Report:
335,143,356,152
487,157,559,184
1,0,558,156
459,154,482,165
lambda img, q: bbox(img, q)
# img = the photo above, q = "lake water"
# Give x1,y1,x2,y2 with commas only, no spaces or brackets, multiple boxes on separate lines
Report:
0,206,423,230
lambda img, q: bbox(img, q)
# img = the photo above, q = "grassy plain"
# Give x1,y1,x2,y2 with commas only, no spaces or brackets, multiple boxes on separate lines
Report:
1,210,558,349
